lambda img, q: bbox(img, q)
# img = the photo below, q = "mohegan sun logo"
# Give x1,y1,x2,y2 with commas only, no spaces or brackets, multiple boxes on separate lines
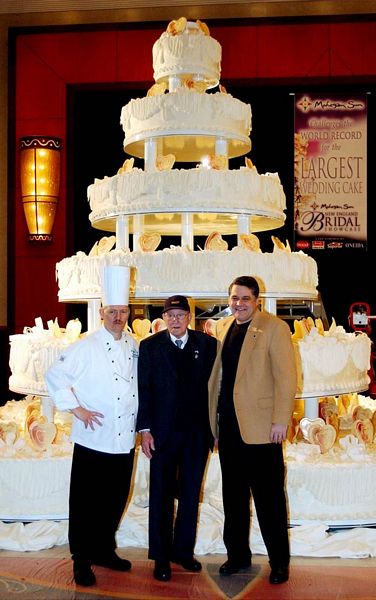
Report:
297,95,365,113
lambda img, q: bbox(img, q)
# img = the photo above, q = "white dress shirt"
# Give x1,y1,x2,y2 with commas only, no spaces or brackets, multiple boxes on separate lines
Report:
46,326,138,454
170,331,189,348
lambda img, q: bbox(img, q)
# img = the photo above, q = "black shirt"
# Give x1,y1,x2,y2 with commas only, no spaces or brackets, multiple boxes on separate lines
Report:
218,320,250,415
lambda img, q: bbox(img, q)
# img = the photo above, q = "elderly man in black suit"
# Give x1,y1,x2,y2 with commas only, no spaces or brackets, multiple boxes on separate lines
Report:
137,295,217,582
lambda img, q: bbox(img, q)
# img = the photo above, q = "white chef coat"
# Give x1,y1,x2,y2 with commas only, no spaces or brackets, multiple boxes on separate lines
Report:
46,326,138,454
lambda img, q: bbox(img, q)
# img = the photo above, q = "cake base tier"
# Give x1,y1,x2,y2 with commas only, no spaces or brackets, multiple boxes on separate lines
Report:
1,448,376,529
90,211,285,234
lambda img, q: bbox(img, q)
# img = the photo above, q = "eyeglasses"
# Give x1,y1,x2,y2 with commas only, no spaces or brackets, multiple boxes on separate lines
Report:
164,312,189,321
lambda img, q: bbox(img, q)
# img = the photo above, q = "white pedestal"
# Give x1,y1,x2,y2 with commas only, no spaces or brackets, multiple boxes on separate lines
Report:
304,396,319,419
87,299,101,332
181,213,193,249
116,215,129,249
40,396,55,423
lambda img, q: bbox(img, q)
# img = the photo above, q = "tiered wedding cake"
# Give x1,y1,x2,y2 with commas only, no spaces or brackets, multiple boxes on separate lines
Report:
56,17,318,302
5,18,374,531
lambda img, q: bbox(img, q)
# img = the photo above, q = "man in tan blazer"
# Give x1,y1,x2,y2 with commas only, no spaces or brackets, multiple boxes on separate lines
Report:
208,275,297,585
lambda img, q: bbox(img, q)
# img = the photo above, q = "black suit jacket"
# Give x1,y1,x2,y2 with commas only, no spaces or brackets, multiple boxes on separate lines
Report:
137,328,217,449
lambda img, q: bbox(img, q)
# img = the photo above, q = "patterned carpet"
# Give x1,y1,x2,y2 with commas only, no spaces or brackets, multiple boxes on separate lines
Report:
1,548,376,599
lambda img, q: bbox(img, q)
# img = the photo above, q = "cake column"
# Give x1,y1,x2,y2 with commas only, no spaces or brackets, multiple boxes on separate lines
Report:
215,137,229,168
304,396,319,419
40,396,55,423
181,213,193,249
264,297,277,314
133,215,144,250
144,138,158,172
87,299,102,332
116,215,129,250
169,76,181,92
237,214,249,245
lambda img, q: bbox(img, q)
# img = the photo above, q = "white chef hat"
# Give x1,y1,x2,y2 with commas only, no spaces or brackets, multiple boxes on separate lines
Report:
101,265,130,306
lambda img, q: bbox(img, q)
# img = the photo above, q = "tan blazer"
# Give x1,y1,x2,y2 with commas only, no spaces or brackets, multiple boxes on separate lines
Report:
208,308,297,444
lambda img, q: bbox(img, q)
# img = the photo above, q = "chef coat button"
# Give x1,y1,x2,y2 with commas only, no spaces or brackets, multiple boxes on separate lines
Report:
115,378,118,381
118,415,120,419
118,397,120,400
112,360,114,363
118,433,121,436
132,394,135,397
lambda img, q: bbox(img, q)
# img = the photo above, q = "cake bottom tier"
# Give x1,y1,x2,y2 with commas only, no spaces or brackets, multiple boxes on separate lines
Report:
1,447,376,528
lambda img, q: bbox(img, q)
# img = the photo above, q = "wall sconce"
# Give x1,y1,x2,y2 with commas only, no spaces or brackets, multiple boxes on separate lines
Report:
20,136,62,241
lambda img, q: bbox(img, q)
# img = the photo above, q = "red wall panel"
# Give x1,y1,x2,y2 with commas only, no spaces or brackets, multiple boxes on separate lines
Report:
257,23,331,78
213,25,258,80
117,29,160,82
330,21,376,76
16,40,66,119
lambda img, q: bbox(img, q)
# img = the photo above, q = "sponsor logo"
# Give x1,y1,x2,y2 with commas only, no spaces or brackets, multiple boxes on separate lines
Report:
312,240,325,249
345,242,366,249
327,242,343,249
296,240,310,250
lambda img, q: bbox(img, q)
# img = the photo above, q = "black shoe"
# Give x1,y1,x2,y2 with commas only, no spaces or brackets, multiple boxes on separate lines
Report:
269,565,289,584
153,560,171,582
172,557,202,572
219,558,252,576
93,553,132,572
73,561,96,587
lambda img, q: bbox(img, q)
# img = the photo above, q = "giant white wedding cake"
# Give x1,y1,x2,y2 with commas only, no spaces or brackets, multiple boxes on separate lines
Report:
5,18,375,534
57,16,318,303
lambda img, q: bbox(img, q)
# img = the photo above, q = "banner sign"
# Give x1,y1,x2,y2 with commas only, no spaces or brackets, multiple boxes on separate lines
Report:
294,93,367,251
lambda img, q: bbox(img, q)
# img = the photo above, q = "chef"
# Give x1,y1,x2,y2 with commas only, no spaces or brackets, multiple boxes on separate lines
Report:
46,265,138,588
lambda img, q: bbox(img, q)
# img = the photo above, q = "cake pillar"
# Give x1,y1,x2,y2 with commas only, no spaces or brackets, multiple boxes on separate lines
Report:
181,213,193,249
87,299,102,332
133,215,144,250
40,396,55,423
304,396,319,419
169,76,182,92
264,297,277,315
116,216,129,249
215,138,229,168
237,214,249,245
144,139,158,172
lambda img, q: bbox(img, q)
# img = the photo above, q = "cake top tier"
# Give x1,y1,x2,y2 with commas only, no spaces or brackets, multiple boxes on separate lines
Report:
152,18,221,89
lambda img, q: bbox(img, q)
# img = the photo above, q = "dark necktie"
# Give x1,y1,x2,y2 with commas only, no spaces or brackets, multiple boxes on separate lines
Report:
175,339,183,349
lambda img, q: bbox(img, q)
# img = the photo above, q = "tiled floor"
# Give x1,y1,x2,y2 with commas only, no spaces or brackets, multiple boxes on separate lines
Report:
1,545,376,599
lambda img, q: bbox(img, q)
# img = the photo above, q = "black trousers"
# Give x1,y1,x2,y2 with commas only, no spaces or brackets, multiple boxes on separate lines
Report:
218,412,290,568
148,429,210,562
69,443,135,562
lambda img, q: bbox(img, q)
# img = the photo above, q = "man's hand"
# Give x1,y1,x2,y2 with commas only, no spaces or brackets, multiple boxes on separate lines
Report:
270,423,287,444
71,406,104,430
141,431,155,459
